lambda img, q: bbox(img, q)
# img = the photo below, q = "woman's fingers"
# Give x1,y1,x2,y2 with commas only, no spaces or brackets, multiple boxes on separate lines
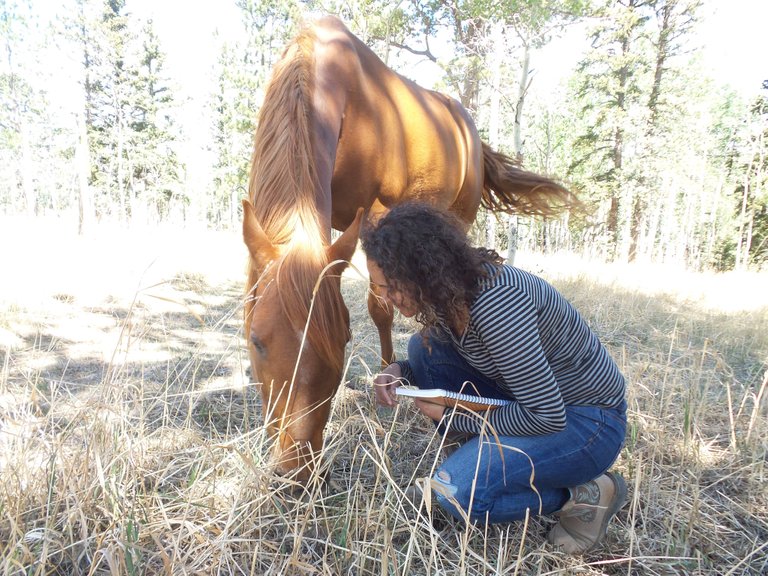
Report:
373,364,402,407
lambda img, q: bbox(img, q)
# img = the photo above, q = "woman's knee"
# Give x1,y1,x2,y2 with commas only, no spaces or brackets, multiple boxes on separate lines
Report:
433,442,517,511
432,466,494,519
408,331,457,369
405,333,430,386
432,443,545,522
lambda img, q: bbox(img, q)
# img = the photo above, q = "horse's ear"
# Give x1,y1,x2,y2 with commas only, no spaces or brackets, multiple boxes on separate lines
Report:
327,208,364,274
242,199,277,270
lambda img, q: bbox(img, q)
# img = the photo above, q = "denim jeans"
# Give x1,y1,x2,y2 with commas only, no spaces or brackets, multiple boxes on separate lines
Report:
406,332,627,524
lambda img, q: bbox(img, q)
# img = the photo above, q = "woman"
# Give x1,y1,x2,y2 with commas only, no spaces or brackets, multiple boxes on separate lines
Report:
361,202,628,554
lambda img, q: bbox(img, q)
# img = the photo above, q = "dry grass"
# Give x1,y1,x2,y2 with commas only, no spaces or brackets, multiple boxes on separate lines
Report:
1,219,766,575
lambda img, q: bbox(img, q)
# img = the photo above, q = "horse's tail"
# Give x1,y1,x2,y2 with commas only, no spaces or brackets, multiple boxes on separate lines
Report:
480,142,581,217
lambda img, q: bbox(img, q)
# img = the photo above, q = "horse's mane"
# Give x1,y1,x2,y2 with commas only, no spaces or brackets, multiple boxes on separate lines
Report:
249,26,321,245
247,25,348,372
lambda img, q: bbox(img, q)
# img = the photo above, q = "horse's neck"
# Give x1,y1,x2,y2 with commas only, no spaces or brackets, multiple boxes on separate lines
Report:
312,188,333,241
307,25,352,231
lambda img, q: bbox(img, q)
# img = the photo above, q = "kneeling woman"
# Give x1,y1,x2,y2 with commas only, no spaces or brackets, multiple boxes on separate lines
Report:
362,202,628,553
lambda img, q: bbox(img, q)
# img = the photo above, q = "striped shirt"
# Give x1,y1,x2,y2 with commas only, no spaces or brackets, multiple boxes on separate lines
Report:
399,264,626,436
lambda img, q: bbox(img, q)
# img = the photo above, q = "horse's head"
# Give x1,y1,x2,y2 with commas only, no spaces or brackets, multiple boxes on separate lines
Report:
242,200,362,480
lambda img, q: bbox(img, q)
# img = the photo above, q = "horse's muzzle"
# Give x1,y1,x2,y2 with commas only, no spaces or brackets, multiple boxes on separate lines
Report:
274,439,317,482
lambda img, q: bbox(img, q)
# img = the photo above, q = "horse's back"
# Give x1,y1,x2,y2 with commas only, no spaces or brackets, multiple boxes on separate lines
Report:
306,17,484,227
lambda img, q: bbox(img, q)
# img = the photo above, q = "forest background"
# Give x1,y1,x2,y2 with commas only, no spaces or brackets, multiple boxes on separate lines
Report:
1,0,766,271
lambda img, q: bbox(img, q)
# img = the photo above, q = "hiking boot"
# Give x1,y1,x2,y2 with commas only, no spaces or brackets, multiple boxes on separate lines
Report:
547,472,627,554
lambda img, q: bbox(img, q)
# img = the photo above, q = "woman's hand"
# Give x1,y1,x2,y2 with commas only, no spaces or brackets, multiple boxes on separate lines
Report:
373,363,402,407
414,399,447,422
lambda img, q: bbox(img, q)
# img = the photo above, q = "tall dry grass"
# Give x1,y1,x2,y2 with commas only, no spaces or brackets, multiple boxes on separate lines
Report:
0,221,766,575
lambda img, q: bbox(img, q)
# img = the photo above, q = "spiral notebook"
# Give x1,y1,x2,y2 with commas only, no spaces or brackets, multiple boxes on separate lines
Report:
395,387,512,411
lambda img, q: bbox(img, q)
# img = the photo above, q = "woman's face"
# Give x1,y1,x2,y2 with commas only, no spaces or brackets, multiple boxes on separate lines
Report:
366,258,418,317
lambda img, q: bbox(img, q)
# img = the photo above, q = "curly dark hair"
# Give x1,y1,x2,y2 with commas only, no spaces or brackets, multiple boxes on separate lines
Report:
361,202,503,332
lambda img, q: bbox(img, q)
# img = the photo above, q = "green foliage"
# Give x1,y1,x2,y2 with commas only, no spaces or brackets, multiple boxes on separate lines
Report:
71,0,183,223
723,87,768,269
125,19,183,220
0,0,53,215
565,0,719,263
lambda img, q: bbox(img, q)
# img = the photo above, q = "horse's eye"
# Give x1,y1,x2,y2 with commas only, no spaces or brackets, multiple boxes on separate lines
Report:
251,336,267,356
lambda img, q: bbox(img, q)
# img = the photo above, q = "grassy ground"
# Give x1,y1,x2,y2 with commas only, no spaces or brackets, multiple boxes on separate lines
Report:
1,219,766,575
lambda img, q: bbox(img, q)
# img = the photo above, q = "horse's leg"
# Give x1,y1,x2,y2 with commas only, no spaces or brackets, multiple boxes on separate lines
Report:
367,282,395,368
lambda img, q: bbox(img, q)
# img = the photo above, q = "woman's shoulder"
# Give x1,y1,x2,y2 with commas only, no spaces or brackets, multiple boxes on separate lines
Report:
475,264,562,310
479,262,538,289
473,264,533,309
469,266,541,330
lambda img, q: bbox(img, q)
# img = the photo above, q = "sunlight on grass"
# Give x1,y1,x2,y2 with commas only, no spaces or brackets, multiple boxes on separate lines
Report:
518,251,768,314
1,215,245,309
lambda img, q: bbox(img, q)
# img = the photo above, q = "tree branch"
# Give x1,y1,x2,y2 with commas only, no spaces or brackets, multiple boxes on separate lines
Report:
381,39,437,63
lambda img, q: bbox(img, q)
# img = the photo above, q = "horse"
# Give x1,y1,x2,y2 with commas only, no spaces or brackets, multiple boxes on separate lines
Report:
242,15,575,480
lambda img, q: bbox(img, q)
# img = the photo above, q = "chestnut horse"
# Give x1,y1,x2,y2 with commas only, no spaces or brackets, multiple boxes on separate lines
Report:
242,16,574,479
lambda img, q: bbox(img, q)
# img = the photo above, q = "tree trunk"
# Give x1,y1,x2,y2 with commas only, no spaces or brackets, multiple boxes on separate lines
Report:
627,193,644,262
76,111,93,235
744,211,754,268
486,22,504,252
630,0,673,262
513,42,530,160
508,38,531,265
609,0,636,261
452,16,483,110
116,106,126,223
19,121,35,216
735,171,750,271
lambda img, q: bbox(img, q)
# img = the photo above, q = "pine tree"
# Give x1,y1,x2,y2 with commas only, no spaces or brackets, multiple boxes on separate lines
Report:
568,0,653,260
627,0,701,262
728,83,768,269
67,0,181,224
124,18,182,223
71,0,130,220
